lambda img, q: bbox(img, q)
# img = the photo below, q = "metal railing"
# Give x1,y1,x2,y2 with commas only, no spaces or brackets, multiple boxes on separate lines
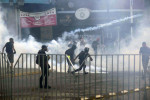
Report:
1,53,150,100
0,53,12,100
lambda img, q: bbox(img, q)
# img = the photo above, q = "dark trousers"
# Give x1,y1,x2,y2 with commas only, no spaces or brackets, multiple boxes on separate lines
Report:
142,58,149,71
40,66,49,88
74,60,86,73
67,59,71,71
142,57,149,75
94,48,97,55
67,58,74,71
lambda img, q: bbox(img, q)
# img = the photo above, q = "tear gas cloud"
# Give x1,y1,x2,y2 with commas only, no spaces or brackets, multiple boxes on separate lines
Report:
71,14,142,34
0,7,148,72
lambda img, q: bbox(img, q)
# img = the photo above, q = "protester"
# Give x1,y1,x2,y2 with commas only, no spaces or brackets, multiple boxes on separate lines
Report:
72,47,93,74
36,45,51,89
139,42,150,78
65,45,77,73
92,38,100,55
2,38,16,73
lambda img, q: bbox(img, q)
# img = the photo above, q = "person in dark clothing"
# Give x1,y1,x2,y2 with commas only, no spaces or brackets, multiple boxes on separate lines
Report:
65,45,77,73
2,38,16,72
139,42,150,78
37,45,51,89
72,47,93,74
92,38,100,55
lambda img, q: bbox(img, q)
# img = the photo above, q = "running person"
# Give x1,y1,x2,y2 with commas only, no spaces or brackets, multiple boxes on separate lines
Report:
2,38,16,72
72,47,93,74
65,45,77,73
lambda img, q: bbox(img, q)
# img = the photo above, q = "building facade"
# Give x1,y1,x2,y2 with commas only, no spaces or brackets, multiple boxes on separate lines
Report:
0,0,147,42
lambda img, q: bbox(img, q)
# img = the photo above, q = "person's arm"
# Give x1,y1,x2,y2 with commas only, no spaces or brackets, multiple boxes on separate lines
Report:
12,44,16,54
48,55,50,60
139,47,142,54
74,53,80,61
2,44,6,53
45,55,49,65
88,54,93,61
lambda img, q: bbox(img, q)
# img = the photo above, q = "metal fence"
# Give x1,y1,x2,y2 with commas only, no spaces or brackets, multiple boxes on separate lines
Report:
0,53,150,100
0,53,12,100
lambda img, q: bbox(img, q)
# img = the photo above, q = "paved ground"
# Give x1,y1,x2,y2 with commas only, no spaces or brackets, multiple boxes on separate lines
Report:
1,68,150,100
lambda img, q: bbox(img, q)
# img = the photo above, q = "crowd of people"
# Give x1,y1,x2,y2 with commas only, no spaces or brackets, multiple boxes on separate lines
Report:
2,38,150,89
2,38,94,89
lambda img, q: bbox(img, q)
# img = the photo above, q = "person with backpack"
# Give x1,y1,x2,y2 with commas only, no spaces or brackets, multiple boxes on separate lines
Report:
65,44,77,73
36,45,51,89
2,38,16,72
71,47,93,74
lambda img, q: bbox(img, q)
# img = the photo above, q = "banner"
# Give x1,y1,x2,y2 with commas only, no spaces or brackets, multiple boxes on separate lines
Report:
20,8,57,28
0,0,50,4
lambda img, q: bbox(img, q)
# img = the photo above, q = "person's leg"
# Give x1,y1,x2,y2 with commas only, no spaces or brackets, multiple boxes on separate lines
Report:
95,48,97,55
67,59,71,73
142,60,148,78
39,75,43,88
7,54,14,72
83,65,86,73
44,67,51,89
145,58,149,74
39,68,44,88
10,63,13,71
44,68,47,88
73,60,83,73
83,64,88,74
74,66,83,72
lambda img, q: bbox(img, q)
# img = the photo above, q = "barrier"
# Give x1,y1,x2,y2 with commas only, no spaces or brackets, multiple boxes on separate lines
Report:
0,53,150,100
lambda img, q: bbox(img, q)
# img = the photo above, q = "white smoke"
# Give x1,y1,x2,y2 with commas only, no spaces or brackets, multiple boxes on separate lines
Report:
0,9,11,48
0,6,147,72
68,14,142,34
120,9,150,54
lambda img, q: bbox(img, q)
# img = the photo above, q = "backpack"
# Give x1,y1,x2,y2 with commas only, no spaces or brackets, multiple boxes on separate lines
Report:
36,54,47,65
79,51,85,60
36,55,40,64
